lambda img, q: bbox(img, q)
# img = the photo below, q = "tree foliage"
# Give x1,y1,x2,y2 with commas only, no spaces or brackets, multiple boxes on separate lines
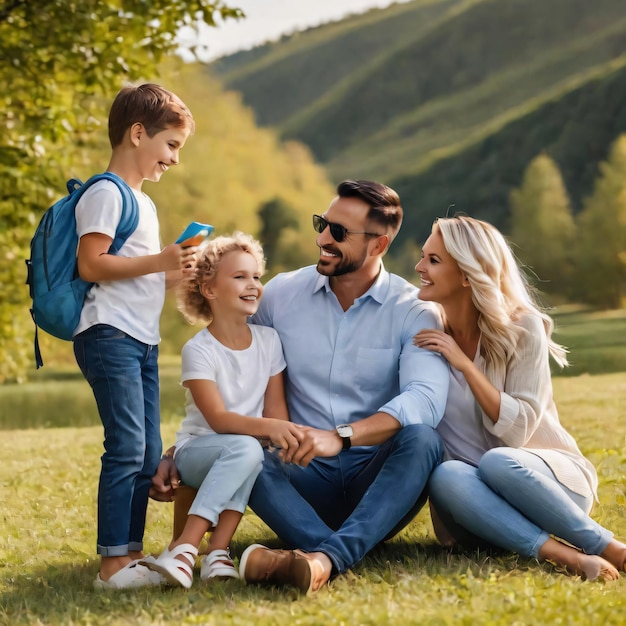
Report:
258,198,300,268
390,60,626,247
576,135,626,308
1,1,242,188
510,154,575,299
0,1,243,382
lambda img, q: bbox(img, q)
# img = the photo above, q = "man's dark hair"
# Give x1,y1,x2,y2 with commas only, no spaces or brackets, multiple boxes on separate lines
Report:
337,180,403,238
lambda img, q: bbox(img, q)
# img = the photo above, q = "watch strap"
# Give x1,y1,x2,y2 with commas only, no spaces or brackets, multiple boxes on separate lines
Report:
337,425,352,450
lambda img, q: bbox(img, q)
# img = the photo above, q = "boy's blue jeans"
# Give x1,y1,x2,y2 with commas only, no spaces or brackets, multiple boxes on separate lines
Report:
429,448,613,558
248,423,443,573
74,324,162,556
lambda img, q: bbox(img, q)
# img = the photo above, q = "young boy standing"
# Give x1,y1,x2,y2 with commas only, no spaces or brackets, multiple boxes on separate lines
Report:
73,83,195,589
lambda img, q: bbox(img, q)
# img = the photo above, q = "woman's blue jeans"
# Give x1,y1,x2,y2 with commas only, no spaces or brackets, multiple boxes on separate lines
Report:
74,324,162,556
248,423,444,573
429,448,613,558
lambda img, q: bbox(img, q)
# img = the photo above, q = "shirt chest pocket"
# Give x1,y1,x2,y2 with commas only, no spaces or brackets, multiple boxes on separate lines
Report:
354,348,397,391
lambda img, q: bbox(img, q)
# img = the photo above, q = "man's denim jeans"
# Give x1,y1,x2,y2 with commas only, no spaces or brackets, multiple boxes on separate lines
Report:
74,324,161,556
249,423,444,573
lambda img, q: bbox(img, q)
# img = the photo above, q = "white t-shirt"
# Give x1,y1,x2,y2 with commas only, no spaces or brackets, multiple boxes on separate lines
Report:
175,324,287,452
74,180,165,345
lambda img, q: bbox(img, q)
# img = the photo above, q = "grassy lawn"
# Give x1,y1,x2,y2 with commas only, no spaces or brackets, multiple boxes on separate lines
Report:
552,307,626,377
1,372,625,625
3,307,626,431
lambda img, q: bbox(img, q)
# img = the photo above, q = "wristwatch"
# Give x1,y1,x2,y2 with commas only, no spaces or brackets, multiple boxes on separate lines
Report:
336,424,353,450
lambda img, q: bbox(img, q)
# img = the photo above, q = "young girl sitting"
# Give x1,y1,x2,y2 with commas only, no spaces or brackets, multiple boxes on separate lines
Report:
142,232,302,588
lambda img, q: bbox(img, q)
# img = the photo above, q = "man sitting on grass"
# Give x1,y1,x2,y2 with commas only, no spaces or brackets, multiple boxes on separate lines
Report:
152,180,449,594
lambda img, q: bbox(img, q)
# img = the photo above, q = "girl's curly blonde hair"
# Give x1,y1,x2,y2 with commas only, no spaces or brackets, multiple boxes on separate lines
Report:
177,231,266,325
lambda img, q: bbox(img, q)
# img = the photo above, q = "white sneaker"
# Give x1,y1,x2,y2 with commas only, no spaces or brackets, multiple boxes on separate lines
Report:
93,559,163,590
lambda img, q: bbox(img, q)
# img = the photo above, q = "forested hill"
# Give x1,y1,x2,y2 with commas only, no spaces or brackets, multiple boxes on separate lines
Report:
211,0,462,132
210,0,626,243
391,61,626,244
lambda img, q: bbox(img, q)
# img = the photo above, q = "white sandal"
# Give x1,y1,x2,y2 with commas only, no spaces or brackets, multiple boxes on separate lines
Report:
141,543,198,589
200,549,240,581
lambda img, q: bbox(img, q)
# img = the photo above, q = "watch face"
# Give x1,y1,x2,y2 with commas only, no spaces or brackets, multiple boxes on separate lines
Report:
337,424,353,438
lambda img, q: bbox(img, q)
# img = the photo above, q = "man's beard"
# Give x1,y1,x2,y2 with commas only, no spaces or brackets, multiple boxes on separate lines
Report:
316,248,367,277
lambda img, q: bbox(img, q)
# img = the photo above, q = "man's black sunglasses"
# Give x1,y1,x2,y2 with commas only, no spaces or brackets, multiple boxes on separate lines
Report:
312,214,383,243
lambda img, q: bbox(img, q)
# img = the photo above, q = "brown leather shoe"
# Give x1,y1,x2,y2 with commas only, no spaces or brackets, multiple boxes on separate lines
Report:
239,544,330,594
293,549,332,594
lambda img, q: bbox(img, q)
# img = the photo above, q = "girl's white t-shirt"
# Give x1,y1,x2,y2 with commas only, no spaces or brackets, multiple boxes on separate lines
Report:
175,324,287,453
74,180,165,345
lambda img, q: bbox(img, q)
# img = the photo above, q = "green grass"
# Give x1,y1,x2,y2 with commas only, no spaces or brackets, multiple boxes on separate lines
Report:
0,357,186,430
552,307,626,376
2,307,626,430
1,308,624,622
1,373,625,624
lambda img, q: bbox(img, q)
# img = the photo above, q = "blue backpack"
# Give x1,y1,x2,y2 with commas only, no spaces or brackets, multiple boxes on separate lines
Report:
26,172,139,368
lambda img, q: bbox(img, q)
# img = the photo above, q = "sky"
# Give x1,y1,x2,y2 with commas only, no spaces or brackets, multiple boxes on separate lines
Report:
178,0,412,61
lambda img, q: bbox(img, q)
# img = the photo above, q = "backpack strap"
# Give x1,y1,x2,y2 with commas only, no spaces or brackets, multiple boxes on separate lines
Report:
32,310,43,369
80,172,140,251
66,179,83,194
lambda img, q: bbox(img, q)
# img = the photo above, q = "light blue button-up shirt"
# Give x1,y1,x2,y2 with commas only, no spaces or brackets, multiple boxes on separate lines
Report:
253,265,449,431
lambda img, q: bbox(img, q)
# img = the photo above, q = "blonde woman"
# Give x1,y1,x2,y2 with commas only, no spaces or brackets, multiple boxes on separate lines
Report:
414,216,625,581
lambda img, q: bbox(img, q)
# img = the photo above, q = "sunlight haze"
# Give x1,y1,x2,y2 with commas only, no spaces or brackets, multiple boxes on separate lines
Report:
178,0,412,60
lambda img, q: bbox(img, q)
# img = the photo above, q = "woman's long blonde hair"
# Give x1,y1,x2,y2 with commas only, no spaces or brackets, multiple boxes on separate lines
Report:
433,216,568,382
177,231,266,325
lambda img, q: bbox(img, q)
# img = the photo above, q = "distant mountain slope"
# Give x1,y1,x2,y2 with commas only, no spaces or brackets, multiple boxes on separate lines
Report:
212,0,464,129
392,59,626,245
287,0,626,161
327,15,626,182
210,0,626,244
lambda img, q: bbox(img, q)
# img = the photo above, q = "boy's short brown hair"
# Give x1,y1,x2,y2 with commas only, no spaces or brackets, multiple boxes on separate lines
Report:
108,83,195,147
